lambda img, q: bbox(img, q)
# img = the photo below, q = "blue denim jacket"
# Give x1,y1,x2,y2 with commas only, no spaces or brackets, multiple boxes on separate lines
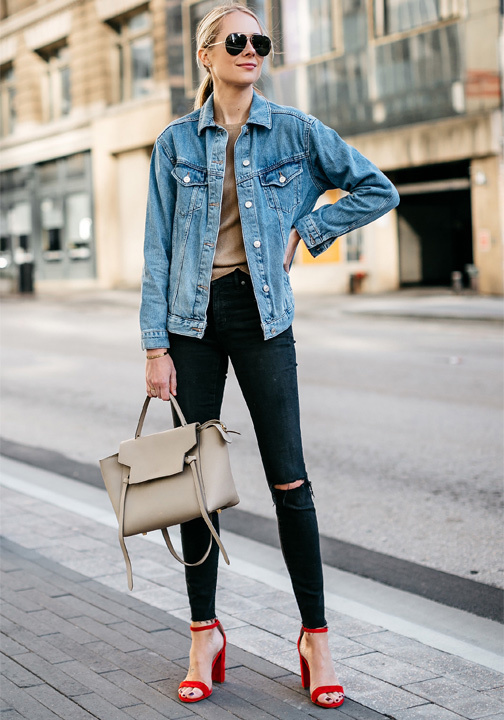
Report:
140,91,399,349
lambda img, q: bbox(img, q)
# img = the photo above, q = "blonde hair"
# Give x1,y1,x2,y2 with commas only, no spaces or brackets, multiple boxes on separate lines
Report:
194,2,269,110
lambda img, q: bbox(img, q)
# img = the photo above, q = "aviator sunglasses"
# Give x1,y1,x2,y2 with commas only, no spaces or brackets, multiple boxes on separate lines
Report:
207,33,272,57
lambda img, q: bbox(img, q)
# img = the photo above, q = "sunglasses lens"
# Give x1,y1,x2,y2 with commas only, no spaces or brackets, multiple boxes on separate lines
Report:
225,33,271,57
252,35,271,56
225,34,247,55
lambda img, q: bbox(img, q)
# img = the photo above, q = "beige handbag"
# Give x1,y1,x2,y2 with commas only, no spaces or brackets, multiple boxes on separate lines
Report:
99,394,239,590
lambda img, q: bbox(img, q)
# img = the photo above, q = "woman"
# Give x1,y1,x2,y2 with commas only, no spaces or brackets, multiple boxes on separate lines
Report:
140,2,399,709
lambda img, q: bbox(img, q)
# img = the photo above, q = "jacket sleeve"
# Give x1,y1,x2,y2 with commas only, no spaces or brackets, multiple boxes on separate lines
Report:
294,118,399,258
140,138,176,350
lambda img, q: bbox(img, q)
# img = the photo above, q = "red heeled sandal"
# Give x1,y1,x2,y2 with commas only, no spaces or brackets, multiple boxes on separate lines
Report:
178,620,226,703
297,626,345,709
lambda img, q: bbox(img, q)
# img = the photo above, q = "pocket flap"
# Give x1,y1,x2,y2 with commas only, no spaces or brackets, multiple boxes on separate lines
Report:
119,423,198,484
260,160,302,187
171,163,207,186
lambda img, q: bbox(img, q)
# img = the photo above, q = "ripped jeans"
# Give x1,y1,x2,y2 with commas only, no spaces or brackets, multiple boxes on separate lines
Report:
169,269,326,628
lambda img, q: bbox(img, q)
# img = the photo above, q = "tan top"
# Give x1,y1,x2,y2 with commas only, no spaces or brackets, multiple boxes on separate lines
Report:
211,123,250,281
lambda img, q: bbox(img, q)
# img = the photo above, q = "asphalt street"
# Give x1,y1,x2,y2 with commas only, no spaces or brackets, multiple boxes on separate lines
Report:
1,288,503,603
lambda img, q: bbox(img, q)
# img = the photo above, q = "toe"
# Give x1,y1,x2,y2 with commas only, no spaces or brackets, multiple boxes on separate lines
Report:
179,686,203,700
317,691,344,706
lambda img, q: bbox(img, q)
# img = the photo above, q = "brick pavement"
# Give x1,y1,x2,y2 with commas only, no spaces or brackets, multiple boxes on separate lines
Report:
1,476,503,719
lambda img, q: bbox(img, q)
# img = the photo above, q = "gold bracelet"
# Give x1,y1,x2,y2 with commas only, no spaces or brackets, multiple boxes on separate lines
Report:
146,350,168,360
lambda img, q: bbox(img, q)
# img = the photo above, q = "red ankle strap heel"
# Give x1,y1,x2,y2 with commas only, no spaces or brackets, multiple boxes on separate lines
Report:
178,620,226,703
297,626,345,708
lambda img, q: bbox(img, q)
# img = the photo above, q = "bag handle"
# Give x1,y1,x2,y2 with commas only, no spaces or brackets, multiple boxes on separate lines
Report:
135,393,187,438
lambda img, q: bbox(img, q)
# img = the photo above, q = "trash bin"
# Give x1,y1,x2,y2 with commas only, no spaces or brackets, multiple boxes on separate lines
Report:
18,261,34,293
451,270,463,294
465,264,479,292
349,272,367,294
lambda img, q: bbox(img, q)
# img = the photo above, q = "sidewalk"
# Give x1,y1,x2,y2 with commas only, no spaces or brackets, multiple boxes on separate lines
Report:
1,456,503,720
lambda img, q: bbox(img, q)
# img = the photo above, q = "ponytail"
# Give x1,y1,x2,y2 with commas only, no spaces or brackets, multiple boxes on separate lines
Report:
194,72,214,110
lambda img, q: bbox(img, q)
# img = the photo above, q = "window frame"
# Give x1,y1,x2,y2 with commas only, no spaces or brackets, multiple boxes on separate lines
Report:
108,5,154,103
0,62,16,136
372,0,466,41
37,41,71,122
266,0,344,72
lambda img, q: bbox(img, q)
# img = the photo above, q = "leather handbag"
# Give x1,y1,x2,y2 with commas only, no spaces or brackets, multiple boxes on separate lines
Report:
99,394,240,590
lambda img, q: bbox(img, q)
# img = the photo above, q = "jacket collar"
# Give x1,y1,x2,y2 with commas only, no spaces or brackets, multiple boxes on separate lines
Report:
197,90,272,135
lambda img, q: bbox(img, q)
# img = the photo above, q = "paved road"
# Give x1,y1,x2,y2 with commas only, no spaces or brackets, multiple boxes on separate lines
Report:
1,290,502,591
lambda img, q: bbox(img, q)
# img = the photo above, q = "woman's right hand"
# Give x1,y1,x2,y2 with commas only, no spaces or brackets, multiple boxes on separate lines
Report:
145,350,177,401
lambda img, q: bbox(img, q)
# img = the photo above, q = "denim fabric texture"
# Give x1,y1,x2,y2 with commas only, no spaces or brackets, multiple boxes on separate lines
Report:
170,270,325,627
140,91,400,350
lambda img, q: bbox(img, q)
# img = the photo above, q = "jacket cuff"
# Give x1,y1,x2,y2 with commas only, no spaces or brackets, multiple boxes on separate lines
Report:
294,215,333,259
141,330,170,351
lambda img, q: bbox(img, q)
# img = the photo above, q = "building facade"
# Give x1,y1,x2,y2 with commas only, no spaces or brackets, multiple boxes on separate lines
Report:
0,0,502,294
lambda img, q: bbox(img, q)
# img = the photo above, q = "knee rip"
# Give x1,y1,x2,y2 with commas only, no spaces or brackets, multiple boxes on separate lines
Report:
271,478,314,511
273,479,304,491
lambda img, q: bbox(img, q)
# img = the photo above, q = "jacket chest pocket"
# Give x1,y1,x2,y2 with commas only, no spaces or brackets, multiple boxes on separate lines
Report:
172,163,207,216
259,159,302,214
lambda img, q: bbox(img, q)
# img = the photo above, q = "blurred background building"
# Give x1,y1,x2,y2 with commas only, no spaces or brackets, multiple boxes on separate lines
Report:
0,0,502,294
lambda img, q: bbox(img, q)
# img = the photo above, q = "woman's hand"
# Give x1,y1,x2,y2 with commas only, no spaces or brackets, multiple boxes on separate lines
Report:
283,228,301,273
145,350,177,401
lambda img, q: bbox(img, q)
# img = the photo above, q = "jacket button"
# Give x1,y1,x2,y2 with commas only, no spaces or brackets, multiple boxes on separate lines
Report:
183,175,190,183
253,240,261,248
271,328,276,334
263,284,269,292
279,174,286,183
243,160,250,166
245,201,253,208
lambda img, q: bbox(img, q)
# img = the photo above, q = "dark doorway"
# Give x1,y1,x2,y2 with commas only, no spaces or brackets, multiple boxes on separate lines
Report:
398,189,473,287
389,161,474,288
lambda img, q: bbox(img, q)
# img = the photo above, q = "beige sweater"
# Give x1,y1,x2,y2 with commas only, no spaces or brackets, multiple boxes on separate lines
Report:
211,123,250,281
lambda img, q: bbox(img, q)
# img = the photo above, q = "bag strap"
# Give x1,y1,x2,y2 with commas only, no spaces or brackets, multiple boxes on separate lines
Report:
135,394,187,438
118,465,135,591
159,456,230,568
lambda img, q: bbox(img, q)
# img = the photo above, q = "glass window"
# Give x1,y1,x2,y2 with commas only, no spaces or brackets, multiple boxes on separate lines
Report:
38,43,71,121
112,10,154,102
66,153,86,178
0,63,16,136
373,0,460,37
131,35,154,97
66,193,92,261
8,201,32,263
346,228,364,261
271,0,335,67
41,198,64,261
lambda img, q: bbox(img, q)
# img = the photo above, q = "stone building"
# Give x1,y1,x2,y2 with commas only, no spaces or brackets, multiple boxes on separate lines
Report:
0,0,502,294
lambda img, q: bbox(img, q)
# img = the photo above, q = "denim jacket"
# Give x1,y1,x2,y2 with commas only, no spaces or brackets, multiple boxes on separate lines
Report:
140,91,399,349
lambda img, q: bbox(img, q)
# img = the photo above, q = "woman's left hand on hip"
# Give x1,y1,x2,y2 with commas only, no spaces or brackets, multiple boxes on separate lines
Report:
283,228,301,273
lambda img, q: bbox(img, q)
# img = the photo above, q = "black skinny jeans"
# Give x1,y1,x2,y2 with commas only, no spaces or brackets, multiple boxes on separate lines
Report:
169,269,326,629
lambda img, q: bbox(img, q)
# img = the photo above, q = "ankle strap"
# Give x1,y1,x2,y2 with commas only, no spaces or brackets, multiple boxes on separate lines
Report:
190,620,220,632
302,626,328,634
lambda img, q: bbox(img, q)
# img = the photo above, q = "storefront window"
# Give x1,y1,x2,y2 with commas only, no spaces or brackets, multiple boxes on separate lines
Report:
41,198,64,261
0,153,95,283
67,193,92,261
8,201,32,264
